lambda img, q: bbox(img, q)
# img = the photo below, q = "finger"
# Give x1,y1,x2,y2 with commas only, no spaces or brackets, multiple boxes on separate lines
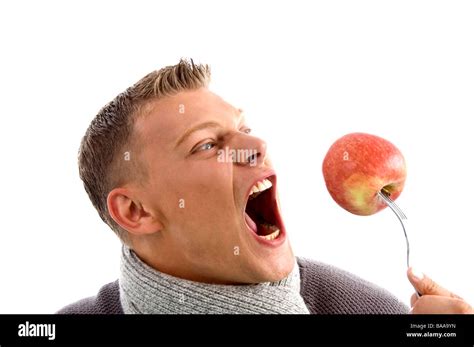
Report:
411,295,473,314
407,267,461,298
410,293,419,307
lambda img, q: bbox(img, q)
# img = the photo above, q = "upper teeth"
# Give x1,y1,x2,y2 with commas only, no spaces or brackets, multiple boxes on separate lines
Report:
249,178,272,198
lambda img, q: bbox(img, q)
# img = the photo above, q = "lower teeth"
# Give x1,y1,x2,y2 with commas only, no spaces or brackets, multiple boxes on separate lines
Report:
258,223,280,240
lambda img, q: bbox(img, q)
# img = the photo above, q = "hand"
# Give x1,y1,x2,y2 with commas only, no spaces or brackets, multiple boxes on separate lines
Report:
407,267,473,314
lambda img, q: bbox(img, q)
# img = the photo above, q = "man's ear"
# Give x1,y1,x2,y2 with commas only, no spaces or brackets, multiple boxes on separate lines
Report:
107,187,163,235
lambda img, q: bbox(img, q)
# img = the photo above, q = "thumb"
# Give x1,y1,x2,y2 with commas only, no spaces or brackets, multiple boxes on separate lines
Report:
407,267,461,298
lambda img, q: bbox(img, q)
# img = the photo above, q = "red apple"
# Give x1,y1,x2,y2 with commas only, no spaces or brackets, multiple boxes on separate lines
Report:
322,132,407,216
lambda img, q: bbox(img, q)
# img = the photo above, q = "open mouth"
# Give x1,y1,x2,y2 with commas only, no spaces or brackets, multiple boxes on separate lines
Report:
244,175,284,242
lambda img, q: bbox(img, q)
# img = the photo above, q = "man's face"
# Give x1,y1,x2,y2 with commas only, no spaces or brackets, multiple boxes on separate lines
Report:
131,88,294,284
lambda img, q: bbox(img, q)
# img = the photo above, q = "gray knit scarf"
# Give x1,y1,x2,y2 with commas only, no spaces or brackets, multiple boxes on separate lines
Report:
119,246,310,314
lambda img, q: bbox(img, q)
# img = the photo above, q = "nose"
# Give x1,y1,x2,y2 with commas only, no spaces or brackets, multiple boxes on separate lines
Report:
229,132,267,167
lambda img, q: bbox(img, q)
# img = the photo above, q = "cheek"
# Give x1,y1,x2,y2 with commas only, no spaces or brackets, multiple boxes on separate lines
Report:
179,160,234,205
150,158,238,228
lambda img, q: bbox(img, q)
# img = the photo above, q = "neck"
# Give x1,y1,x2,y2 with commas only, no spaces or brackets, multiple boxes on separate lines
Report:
119,245,310,314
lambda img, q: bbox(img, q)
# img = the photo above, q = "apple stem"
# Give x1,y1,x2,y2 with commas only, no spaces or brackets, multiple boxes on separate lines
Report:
381,186,392,197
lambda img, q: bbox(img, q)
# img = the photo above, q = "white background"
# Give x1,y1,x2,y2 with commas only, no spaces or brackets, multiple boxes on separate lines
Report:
1,0,473,313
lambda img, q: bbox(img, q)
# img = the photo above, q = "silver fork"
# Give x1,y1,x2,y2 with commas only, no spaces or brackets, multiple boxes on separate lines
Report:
377,190,421,297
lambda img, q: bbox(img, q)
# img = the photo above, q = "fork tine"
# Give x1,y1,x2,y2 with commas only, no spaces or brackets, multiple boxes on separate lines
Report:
378,191,407,219
377,190,410,267
391,199,407,220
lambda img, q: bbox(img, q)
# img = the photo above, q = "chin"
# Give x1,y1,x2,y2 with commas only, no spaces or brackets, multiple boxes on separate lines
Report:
251,244,296,283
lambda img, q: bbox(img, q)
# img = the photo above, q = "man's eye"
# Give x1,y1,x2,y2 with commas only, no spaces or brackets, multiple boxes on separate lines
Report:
242,128,252,134
193,142,216,153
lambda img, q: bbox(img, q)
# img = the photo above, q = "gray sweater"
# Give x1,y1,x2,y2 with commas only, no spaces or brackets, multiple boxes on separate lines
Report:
57,257,409,314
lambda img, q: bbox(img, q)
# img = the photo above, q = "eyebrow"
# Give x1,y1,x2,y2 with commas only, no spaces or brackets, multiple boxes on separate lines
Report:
174,109,245,149
174,121,222,149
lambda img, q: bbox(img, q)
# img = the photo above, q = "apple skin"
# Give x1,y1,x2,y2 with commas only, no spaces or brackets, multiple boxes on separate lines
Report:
322,132,407,216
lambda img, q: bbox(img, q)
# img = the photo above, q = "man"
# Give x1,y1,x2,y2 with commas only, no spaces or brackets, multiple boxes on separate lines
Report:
59,59,472,314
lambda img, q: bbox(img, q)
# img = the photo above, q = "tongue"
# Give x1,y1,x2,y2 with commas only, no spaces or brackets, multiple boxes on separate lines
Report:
245,212,258,233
